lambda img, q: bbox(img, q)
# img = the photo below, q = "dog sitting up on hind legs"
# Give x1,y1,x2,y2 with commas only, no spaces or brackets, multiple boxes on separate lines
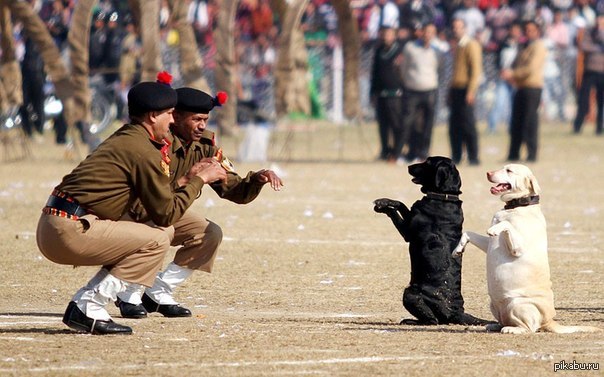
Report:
374,156,490,326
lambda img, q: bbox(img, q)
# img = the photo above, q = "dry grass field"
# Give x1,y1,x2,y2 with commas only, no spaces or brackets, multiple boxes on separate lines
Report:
0,120,602,376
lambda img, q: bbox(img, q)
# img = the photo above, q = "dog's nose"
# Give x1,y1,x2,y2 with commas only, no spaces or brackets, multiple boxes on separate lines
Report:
486,171,493,179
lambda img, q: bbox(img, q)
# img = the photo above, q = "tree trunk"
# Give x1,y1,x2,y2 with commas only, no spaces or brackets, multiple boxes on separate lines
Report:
168,0,210,92
214,0,238,136
268,0,286,19
127,0,140,26
137,0,162,81
6,0,75,143
0,1,14,63
0,1,21,111
274,0,310,117
68,0,96,124
332,0,361,120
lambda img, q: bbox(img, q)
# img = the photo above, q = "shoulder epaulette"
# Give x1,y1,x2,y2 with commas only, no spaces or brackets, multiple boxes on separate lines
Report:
199,129,216,146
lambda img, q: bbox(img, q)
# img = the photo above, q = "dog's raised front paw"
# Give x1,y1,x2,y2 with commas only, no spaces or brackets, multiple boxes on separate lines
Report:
452,233,469,257
452,246,464,258
510,248,523,257
487,224,504,237
373,198,401,213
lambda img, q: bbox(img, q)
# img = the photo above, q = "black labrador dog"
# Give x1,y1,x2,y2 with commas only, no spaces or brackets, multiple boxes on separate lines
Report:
374,156,488,325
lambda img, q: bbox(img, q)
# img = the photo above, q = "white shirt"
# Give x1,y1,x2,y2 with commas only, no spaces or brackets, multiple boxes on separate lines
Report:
367,5,381,40
500,41,518,69
187,0,209,28
381,1,399,29
453,7,485,38
401,40,440,91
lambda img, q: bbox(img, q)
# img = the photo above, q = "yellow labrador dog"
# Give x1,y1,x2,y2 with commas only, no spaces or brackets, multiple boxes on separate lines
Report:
453,164,600,334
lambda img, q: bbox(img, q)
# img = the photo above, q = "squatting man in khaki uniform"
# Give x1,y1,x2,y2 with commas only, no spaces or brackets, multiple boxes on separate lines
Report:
115,87,284,319
36,73,228,335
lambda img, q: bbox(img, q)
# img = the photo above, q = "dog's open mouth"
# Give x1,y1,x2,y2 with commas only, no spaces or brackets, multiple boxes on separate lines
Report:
490,183,512,195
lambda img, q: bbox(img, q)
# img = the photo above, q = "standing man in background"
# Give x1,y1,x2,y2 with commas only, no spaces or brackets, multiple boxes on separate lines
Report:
573,13,604,135
19,36,47,142
448,18,483,166
370,26,405,162
487,22,522,134
503,19,547,162
399,22,442,163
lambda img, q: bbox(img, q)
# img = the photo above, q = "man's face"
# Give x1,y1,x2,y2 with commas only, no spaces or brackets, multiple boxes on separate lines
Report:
597,15,604,30
452,19,465,40
151,108,174,141
382,27,396,45
422,24,436,45
172,110,210,143
509,24,522,40
524,23,540,41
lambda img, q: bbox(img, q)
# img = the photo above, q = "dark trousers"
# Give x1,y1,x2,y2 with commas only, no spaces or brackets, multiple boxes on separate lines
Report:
399,88,437,161
573,71,604,134
19,72,45,137
53,113,67,144
448,88,479,163
377,95,404,159
508,87,542,161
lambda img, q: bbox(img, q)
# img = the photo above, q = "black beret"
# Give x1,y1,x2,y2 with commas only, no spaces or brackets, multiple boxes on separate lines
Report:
128,74,177,116
175,87,228,114
175,87,215,114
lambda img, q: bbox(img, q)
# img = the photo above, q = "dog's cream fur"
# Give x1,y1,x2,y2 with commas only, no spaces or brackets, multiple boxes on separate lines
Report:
453,164,600,334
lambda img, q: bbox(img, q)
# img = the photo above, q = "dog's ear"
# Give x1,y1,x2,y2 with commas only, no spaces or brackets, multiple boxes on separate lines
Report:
435,162,461,193
527,174,541,195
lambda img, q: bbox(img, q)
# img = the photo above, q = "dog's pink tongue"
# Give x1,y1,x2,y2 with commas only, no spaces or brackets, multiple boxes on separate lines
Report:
490,183,510,194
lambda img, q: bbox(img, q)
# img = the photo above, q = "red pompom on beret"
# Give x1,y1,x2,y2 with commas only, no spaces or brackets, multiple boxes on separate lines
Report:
156,71,173,86
215,91,228,106
175,87,228,114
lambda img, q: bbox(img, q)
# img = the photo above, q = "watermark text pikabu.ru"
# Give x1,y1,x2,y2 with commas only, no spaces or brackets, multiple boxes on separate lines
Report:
554,360,599,372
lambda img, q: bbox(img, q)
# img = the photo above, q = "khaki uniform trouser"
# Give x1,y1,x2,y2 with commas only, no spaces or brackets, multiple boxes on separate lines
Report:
169,210,222,273
36,213,174,287
36,210,222,287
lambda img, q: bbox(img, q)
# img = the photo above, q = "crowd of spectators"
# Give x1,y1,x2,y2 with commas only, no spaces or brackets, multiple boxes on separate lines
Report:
302,0,600,117
8,0,604,142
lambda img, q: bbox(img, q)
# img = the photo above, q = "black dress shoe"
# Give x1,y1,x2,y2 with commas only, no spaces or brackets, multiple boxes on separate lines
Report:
142,293,191,318
62,301,132,335
116,299,147,319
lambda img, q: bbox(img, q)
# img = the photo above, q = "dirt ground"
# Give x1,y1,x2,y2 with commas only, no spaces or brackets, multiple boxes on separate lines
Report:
0,120,602,376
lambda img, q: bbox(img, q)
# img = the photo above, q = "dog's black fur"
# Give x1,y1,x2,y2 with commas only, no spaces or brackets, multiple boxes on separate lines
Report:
374,156,489,325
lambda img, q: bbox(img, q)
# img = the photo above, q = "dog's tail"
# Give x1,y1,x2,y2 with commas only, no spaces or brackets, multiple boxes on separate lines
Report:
541,321,601,333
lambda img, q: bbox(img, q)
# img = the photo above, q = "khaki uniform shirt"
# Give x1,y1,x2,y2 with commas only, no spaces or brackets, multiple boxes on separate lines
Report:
129,129,264,222
512,39,547,89
450,36,483,96
174,130,264,202
56,123,204,227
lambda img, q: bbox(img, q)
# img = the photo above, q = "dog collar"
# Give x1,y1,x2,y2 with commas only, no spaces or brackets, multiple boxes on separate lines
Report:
504,195,540,210
426,192,460,202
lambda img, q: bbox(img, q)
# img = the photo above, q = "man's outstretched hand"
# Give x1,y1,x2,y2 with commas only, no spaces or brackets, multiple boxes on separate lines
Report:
253,169,284,191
